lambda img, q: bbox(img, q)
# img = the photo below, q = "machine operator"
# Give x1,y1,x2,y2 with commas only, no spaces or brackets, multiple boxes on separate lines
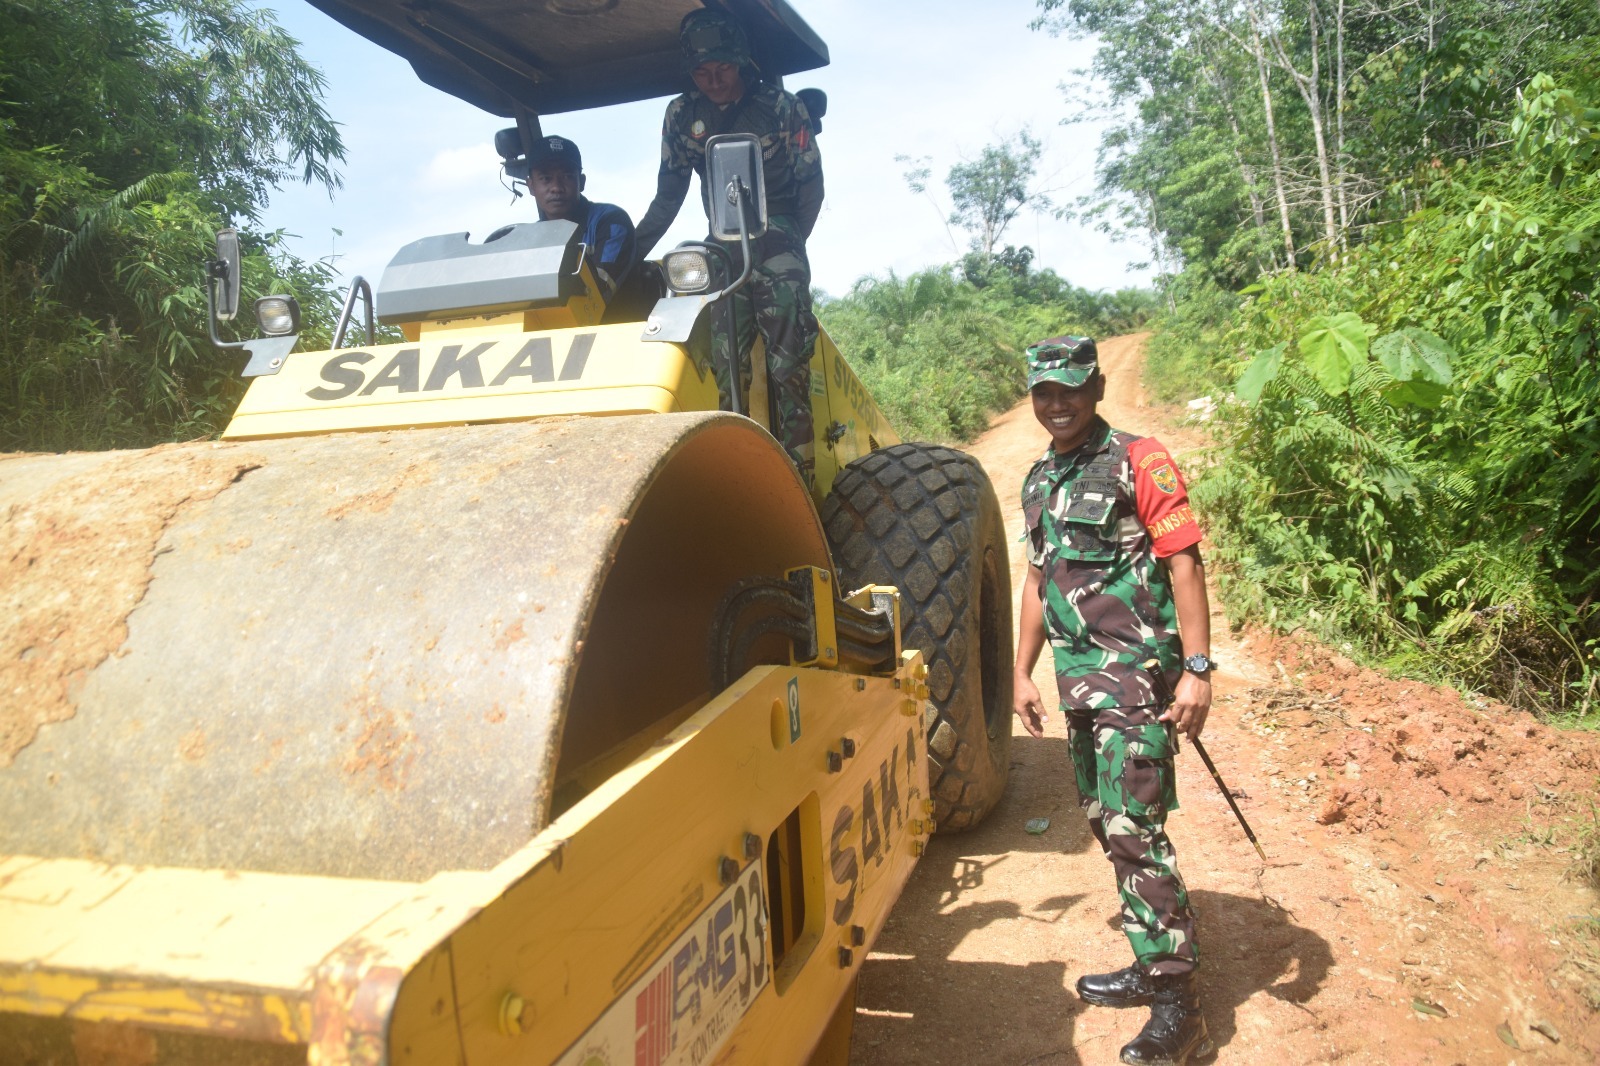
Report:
524,135,636,305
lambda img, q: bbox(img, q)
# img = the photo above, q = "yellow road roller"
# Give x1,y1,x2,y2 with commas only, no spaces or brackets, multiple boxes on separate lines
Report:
0,3,1014,1062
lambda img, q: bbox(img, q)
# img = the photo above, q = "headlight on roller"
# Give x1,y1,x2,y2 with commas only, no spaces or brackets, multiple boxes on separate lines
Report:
254,295,301,336
664,249,712,294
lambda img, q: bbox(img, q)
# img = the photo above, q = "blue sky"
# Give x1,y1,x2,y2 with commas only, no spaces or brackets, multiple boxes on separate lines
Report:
260,0,1152,299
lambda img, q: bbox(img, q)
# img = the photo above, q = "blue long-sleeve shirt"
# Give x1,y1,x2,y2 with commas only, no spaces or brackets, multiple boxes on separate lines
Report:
574,197,635,301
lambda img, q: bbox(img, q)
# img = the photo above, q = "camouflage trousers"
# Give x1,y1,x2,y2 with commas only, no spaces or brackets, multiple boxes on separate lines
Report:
1066,703,1199,976
708,226,818,487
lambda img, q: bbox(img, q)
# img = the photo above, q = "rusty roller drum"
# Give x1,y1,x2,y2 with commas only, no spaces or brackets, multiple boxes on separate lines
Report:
0,412,829,882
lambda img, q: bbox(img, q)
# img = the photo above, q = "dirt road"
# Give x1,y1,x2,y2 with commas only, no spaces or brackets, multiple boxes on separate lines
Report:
850,334,1600,1064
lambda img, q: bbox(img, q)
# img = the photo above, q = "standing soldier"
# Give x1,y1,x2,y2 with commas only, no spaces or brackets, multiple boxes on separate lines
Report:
1011,336,1216,1066
634,7,824,487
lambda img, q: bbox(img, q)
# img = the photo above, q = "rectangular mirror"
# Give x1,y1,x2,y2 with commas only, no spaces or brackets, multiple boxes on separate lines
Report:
214,228,241,321
704,133,767,241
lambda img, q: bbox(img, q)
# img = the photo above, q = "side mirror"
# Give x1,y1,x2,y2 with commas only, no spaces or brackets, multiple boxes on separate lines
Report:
641,136,766,354
796,88,827,135
203,227,297,377
494,126,532,180
212,228,242,321
704,133,767,241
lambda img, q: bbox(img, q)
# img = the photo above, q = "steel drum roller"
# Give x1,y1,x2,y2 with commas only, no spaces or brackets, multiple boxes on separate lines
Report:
0,413,829,881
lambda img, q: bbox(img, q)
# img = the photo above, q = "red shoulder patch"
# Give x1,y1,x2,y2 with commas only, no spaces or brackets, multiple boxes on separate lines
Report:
1128,437,1201,556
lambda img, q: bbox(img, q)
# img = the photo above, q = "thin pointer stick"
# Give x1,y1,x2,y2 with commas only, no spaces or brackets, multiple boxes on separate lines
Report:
1191,736,1268,862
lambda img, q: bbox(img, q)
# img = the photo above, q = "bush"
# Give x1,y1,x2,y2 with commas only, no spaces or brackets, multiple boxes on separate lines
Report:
1141,270,1240,405
0,0,346,451
1186,74,1600,721
819,264,1155,443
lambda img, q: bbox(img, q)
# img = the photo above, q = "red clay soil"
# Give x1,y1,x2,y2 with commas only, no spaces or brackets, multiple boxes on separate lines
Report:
851,333,1600,1065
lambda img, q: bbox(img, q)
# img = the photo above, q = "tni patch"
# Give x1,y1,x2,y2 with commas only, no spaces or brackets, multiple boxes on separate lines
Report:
1151,464,1178,494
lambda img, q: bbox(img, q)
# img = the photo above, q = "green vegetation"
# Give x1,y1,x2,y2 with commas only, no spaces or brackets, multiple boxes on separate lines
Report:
825,257,1152,438
821,132,1155,441
1140,278,1236,405
1,0,347,451
1040,0,1600,718
820,260,1153,441
1576,797,1600,889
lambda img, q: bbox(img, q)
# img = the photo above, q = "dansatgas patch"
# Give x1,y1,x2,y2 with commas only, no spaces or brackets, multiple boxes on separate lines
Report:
1151,464,1178,494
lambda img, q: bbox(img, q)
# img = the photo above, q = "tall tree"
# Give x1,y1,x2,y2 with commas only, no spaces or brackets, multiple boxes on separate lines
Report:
1248,0,1340,252
1248,16,1298,266
945,130,1050,260
1036,0,1600,284
0,0,349,449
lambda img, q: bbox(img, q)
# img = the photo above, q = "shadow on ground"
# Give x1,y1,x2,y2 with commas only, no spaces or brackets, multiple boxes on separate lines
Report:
1190,888,1335,1053
850,736,1335,1064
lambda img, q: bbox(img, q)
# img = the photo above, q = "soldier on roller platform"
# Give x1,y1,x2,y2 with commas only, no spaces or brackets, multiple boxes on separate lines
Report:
1011,336,1217,1066
634,7,824,487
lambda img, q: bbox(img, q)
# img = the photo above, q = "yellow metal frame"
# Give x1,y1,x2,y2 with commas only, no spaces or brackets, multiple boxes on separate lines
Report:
413,650,930,1066
0,580,931,1066
809,328,896,497
222,323,719,441
221,310,900,501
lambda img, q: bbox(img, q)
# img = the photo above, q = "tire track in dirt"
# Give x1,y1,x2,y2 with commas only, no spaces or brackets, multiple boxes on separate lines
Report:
850,333,1599,1064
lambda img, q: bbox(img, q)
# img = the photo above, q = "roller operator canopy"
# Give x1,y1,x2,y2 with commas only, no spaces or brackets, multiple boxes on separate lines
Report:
304,0,829,116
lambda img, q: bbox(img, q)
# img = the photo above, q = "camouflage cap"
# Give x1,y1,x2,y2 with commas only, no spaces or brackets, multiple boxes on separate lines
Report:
1027,335,1100,389
680,8,752,71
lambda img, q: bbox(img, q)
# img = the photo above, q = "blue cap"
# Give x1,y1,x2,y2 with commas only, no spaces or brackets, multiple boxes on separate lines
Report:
527,135,581,172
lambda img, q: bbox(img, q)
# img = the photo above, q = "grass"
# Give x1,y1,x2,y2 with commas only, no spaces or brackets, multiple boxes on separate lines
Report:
1573,795,1600,889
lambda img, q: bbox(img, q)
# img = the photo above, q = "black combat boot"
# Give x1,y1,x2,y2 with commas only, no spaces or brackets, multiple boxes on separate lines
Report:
1075,962,1156,1007
1119,971,1214,1066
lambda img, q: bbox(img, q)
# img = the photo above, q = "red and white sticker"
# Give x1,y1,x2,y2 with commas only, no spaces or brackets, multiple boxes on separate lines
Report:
555,864,770,1066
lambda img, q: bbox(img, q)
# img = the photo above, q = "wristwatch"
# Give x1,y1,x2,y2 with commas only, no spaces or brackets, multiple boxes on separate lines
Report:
1183,653,1216,675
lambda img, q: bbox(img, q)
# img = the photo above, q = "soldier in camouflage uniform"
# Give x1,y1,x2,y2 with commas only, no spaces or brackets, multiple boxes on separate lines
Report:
1012,337,1217,1066
634,8,824,487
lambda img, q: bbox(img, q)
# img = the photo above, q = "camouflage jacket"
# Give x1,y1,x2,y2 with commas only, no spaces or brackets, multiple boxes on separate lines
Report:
662,82,821,232
1022,417,1202,712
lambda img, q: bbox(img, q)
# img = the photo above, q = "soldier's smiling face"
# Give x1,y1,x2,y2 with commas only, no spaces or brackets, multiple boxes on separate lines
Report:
1031,376,1105,453
692,61,745,105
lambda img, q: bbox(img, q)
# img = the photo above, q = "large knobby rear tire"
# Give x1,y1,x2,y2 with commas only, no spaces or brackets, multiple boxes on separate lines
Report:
821,444,1014,831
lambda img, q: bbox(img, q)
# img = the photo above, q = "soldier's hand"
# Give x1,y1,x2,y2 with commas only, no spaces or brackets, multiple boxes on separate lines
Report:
1160,671,1212,742
1013,675,1047,739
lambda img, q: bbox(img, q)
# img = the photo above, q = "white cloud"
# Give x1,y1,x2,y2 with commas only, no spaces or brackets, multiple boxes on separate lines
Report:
418,143,498,190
